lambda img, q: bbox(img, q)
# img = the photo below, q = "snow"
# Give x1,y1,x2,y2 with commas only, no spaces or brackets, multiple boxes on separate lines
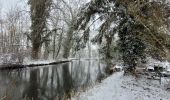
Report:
147,66,154,70
23,59,56,65
73,71,170,100
147,58,170,69
23,58,100,65
115,64,123,69
145,58,170,73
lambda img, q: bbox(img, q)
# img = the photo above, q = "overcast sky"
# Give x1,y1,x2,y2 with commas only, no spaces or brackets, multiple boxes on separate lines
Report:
1,0,170,14
1,0,26,14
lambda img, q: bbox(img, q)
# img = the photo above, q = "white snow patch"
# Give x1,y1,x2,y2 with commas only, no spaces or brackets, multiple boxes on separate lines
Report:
23,59,56,65
115,65,122,69
73,72,170,100
147,58,170,68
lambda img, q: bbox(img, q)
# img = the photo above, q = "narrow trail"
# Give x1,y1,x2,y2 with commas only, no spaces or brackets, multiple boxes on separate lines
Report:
73,72,170,100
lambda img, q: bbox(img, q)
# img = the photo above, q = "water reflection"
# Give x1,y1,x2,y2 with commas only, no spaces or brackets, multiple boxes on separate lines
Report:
0,60,105,100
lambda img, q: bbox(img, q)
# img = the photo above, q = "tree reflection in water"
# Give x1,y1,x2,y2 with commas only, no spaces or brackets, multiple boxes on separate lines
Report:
25,69,39,100
0,60,104,100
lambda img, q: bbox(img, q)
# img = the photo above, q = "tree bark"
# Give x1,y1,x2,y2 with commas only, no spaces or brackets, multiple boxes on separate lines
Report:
31,44,40,60
62,26,74,58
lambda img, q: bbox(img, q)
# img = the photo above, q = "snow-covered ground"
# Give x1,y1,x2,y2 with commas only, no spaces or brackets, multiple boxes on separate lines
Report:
23,59,56,65
73,72,170,100
147,58,170,70
23,58,100,65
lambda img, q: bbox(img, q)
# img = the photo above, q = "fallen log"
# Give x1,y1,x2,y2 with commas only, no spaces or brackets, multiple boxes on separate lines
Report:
0,60,70,70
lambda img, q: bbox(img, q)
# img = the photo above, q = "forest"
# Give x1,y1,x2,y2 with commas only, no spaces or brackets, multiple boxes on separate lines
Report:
0,0,170,100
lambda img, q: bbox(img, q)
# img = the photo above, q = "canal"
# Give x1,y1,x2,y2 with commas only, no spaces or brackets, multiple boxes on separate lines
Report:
0,60,105,100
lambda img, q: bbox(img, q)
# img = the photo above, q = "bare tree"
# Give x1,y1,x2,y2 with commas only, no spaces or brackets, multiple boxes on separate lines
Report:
51,0,86,59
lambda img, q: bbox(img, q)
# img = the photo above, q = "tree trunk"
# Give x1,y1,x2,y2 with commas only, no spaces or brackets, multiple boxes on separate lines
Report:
44,41,50,60
31,44,40,60
62,27,74,58
29,0,52,60
52,33,56,59
105,38,112,74
56,30,63,58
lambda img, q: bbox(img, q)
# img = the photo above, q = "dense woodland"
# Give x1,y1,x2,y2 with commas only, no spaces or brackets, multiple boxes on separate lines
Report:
0,0,170,73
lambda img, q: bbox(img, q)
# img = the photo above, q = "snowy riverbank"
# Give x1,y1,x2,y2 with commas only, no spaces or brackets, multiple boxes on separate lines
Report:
73,72,170,100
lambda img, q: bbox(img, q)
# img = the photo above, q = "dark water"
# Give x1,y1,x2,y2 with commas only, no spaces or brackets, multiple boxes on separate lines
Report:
0,60,105,100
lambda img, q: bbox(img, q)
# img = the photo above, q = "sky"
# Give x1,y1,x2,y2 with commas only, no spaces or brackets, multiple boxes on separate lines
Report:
0,0,170,15
0,0,26,15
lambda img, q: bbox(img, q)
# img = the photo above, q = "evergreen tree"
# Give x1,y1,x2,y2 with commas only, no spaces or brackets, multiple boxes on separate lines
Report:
72,0,170,74
118,17,146,73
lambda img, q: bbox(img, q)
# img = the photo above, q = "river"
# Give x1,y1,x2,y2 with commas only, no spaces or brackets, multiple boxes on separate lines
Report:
0,60,105,100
